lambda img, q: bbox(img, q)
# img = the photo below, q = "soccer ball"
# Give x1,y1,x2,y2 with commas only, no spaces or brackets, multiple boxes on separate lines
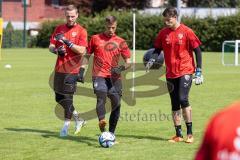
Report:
143,48,164,69
98,131,115,148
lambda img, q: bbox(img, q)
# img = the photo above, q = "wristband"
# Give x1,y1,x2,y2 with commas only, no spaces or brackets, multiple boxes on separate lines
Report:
63,39,74,48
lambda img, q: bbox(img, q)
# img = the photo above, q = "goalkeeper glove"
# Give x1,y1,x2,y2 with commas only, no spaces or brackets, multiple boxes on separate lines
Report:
62,39,74,48
56,46,66,57
55,33,64,41
145,53,158,72
194,68,204,85
111,65,125,74
55,33,74,48
77,67,85,83
51,46,66,57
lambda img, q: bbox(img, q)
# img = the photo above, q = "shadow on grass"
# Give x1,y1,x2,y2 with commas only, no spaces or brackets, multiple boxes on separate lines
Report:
5,128,98,147
116,134,169,141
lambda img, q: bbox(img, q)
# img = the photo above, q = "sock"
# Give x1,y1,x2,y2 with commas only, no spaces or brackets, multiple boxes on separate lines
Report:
63,120,70,129
186,122,193,135
175,125,183,137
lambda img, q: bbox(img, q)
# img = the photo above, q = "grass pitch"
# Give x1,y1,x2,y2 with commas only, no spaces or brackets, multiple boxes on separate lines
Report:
0,49,240,160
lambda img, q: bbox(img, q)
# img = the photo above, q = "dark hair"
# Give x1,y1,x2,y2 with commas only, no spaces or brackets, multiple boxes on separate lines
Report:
105,15,117,24
162,7,178,17
65,5,78,14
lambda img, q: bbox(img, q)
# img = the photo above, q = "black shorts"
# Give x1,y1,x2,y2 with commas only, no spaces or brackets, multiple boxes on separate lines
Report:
54,72,77,95
167,74,192,111
92,77,122,96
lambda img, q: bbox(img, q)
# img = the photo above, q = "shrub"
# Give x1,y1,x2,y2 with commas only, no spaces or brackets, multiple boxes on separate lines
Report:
2,22,25,48
34,11,240,51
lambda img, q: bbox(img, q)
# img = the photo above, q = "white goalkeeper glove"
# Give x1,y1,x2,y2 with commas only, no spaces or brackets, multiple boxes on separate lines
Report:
145,54,158,72
194,68,203,85
145,58,155,72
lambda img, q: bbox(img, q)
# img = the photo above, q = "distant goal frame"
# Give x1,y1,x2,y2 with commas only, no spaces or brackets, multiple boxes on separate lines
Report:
222,40,240,66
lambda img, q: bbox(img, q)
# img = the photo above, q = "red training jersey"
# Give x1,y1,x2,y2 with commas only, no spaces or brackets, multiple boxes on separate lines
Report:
87,33,131,78
154,24,201,78
195,102,240,160
50,24,88,74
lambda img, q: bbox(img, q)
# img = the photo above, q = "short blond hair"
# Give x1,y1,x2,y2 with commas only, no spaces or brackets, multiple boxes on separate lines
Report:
65,5,78,14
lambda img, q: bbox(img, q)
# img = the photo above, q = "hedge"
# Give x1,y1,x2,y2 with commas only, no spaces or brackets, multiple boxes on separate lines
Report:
2,22,34,48
13,11,240,51
3,22,24,48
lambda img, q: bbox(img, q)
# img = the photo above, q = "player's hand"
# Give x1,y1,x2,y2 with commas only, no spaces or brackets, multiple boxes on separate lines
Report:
55,33,74,48
146,53,158,72
77,68,85,83
55,33,64,41
146,58,155,72
111,65,125,75
56,46,66,57
194,68,203,85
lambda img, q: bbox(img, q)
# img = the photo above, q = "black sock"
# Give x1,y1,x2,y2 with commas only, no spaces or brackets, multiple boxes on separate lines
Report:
175,125,183,137
109,106,121,134
186,122,192,135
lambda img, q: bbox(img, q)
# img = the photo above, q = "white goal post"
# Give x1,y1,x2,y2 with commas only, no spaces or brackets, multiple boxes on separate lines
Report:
132,12,136,98
222,40,240,66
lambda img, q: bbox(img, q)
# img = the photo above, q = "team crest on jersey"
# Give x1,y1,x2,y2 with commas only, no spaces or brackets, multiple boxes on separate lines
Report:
72,32,77,37
178,33,184,39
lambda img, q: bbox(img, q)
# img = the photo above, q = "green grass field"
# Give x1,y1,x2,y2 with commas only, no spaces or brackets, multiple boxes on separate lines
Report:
0,49,240,160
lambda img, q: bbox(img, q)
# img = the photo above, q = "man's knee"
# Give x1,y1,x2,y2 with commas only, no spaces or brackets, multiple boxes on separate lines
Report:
179,96,190,108
111,105,120,116
55,93,64,103
96,91,107,105
108,93,121,108
55,93,73,108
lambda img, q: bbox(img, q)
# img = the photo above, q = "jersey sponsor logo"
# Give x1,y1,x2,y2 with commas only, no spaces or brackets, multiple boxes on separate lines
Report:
104,41,118,52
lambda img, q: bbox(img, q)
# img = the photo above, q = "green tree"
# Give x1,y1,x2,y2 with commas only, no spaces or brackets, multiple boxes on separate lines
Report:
62,0,150,15
2,22,25,48
62,0,92,15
